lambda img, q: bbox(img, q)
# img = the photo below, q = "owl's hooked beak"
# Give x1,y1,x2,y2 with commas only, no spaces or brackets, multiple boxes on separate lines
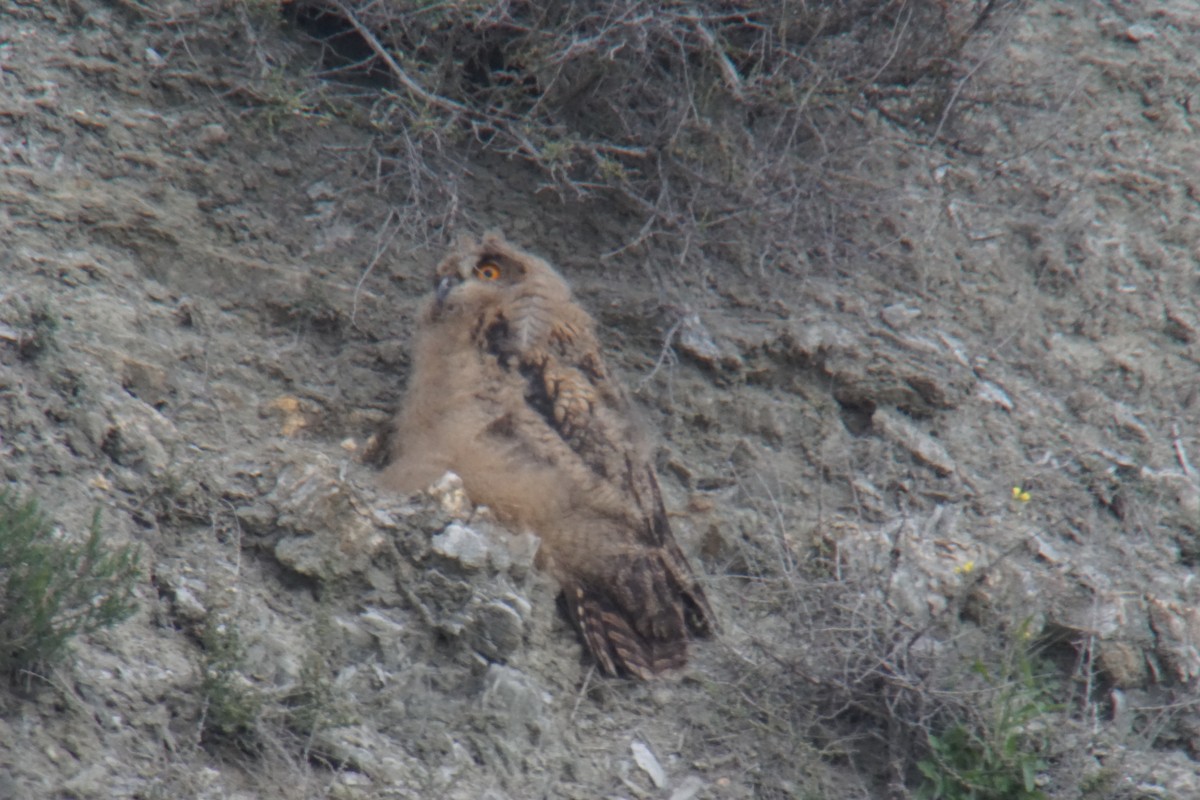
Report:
434,275,455,306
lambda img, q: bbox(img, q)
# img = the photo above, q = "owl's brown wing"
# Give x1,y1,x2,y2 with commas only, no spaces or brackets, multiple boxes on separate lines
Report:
503,328,715,678
559,534,714,679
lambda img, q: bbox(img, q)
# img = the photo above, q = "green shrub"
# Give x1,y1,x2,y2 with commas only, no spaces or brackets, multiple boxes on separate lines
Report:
0,490,141,677
17,302,58,361
281,606,351,742
916,623,1060,800
199,619,265,750
198,602,351,760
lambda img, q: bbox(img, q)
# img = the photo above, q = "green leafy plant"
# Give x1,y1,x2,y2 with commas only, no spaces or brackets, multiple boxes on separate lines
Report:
0,490,141,677
916,623,1060,800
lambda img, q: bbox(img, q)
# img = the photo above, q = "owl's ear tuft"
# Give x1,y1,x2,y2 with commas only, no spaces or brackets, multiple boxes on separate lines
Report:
479,230,509,249
451,231,478,250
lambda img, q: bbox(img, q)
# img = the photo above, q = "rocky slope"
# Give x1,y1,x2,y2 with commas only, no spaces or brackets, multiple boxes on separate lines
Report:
1,1,1198,798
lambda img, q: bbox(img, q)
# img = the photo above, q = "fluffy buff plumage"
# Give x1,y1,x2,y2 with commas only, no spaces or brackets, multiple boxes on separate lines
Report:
384,232,714,679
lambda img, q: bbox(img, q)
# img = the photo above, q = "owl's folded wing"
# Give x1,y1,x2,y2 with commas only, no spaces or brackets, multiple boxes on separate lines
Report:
515,345,717,648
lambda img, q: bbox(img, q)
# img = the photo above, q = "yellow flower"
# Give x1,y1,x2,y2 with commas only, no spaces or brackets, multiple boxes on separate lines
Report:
1012,486,1031,503
954,560,976,575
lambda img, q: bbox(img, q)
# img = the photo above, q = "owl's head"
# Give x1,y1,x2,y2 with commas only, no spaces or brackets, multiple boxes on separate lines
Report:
427,232,573,328
434,232,529,304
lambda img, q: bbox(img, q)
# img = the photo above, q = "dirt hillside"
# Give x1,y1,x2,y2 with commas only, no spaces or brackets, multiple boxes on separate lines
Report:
1,1,1198,798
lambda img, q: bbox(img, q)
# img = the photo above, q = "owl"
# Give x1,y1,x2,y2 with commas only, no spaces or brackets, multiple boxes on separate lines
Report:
384,232,715,679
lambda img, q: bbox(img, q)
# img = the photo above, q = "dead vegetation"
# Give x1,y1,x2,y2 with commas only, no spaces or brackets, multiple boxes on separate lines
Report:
692,494,1076,798
279,0,1014,265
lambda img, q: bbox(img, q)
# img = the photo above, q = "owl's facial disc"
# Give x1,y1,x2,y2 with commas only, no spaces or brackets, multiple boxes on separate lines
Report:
429,246,524,318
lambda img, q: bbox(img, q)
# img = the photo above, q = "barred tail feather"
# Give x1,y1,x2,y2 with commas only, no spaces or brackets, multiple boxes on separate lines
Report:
562,580,694,680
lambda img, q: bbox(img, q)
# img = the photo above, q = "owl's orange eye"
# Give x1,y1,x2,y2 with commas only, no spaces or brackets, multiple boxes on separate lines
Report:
474,262,501,281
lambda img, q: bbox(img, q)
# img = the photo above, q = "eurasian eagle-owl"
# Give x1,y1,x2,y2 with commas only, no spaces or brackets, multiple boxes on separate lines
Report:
384,232,714,679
